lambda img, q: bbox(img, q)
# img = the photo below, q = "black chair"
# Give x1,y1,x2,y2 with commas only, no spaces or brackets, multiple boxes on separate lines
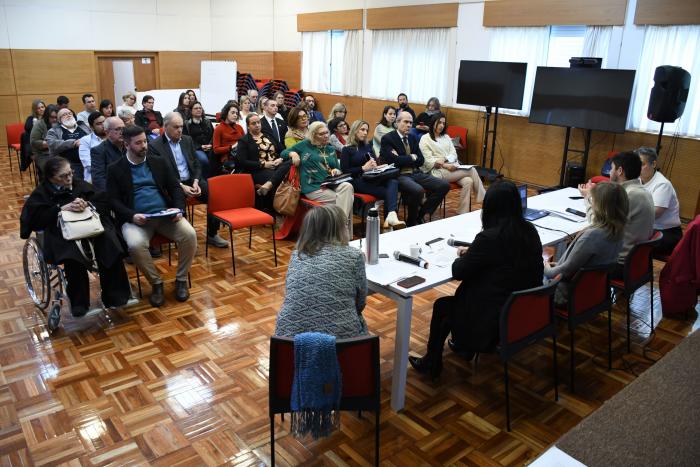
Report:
269,335,380,466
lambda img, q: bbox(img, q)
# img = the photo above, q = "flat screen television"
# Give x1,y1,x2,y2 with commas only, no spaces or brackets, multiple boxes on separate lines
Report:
529,67,636,134
456,60,527,110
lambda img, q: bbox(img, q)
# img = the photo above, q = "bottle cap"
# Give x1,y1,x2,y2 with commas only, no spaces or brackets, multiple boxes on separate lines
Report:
368,207,378,217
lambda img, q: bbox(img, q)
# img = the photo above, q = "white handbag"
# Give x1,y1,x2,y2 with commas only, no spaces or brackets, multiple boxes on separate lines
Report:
58,205,104,240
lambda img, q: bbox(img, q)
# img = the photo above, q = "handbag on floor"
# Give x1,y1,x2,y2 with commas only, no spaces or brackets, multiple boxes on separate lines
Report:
273,166,301,216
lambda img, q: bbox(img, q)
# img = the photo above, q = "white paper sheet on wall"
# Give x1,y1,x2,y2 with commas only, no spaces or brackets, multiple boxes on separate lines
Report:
200,60,237,116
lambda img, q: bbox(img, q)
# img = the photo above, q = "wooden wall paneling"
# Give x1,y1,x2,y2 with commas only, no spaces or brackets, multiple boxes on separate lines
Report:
132,57,157,93
12,50,96,94
311,93,364,124
366,3,458,30
210,52,274,81
97,58,116,104
0,95,20,145
483,0,628,27
159,51,211,89
273,52,302,89
297,9,363,32
634,0,700,25
0,50,16,95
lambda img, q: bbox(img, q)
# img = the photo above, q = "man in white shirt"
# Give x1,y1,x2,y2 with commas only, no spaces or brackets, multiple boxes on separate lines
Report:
78,112,106,182
77,94,97,123
637,146,683,255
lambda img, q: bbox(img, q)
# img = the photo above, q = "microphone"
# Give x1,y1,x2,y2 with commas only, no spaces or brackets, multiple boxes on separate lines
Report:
393,251,428,269
447,238,471,247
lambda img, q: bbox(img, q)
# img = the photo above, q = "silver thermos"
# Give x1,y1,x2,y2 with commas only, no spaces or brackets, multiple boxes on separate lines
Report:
366,207,379,264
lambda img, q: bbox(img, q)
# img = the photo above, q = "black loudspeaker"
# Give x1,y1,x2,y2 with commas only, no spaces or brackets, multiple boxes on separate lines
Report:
647,66,691,123
565,163,585,188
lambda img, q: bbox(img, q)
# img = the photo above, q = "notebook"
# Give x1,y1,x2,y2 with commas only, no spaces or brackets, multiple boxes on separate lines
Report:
518,184,549,221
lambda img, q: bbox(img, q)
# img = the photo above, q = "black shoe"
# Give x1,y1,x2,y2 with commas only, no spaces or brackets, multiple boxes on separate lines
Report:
149,283,165,307
447,339,476,361
149,246,162,258
409,354,442,380
71,305,88,317
174,280,189,302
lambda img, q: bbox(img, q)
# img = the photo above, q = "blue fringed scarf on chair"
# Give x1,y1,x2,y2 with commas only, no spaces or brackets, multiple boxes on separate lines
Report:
290,332,342,439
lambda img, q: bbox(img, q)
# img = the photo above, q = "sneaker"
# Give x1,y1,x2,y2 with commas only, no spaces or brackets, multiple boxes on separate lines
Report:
207,234,229,248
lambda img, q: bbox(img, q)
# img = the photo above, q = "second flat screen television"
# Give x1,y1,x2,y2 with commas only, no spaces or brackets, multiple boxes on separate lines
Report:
529,67,636,134
456,60,527,110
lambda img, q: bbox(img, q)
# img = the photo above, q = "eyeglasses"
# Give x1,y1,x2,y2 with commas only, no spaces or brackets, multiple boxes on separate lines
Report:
299,114,308,119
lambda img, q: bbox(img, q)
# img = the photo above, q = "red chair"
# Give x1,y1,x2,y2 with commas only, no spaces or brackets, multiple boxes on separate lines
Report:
446,125,467,151
556,265,615,392
269,335,380,466
5,122,24,173
354,193,380,234
611,232,663,352
207,174,277,275
185,197,202,226
497,279,560,431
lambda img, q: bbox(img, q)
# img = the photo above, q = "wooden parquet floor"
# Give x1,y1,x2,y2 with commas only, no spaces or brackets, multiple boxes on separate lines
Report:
0,151,698,466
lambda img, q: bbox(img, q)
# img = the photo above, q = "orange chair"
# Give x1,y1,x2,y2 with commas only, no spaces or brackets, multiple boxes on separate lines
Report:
556,265,614,392
497,278,560,431
446,125,467,151
269,335,380,465
5,122,24,173
354,193,380,234
207,174,277,275
611,232,663,352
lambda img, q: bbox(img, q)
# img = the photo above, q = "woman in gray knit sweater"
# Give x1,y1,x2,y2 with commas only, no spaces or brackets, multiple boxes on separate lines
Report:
275,205,368,338
545,182,629,305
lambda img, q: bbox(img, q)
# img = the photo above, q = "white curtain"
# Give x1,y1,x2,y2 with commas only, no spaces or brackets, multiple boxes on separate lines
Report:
341,29,363,96
366,28,451,103
302,31,331,93
488,27,550,116
628,25,700,137
583,26,613,68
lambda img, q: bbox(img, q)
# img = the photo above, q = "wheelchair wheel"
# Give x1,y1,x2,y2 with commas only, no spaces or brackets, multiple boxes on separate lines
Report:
47,303,61,333
23,237,50,310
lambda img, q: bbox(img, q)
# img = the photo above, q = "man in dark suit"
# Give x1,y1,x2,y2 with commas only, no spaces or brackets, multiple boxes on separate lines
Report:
260,98,288,154
149,112,228,248
380,111,449,226
134,95,163,137
90,117,125,191
107,125,197,307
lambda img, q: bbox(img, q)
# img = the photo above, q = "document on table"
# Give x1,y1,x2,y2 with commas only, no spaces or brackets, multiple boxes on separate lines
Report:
456,164,475,170
366,261,421,286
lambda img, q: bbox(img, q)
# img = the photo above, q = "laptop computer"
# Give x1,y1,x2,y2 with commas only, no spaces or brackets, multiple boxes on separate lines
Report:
518,184,549,221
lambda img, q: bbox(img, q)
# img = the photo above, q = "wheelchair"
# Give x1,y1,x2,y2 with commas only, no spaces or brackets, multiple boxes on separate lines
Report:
22,233,65,333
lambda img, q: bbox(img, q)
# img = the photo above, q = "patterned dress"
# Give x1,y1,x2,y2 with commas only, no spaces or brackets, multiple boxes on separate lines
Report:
275,245,368,338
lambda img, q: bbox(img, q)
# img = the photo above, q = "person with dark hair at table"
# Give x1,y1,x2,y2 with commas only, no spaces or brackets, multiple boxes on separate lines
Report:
107,125,197,307
236,113,291,201
149,112,228,248
380,111,449,226
275,204,368,338
135,95,163,136
637,146,683,255
409,181,544,378
341,119,404,229
20,156,131,317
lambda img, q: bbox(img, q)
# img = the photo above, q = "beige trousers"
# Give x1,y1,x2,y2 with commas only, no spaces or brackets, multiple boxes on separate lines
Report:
122,217,197,285
306,181,355,237
438,167,486,214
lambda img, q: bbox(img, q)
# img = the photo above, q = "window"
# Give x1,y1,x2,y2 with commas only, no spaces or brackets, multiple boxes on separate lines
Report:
547,26,586,67
301,30,362,96
329,30,345,94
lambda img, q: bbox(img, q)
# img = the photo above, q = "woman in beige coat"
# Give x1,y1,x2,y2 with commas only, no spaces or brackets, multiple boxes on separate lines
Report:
419,113,485,214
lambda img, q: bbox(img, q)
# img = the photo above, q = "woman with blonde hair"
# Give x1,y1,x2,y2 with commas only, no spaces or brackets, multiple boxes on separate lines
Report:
326,102,347,123
545,181,628,305
341,119,404,229
275,204,368,338
281,121,355,237
419,113,485,214
117,92,137,116
239,95,253,132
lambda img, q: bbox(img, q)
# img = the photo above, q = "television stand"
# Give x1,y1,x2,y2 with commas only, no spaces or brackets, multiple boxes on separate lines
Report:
559,127,592,187
478,106,503,181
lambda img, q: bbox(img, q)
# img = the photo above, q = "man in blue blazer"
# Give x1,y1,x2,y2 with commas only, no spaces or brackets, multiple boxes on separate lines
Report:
380,111,449,226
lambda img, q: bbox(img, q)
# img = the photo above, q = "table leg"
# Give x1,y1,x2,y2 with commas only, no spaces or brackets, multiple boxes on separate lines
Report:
391,295,413,411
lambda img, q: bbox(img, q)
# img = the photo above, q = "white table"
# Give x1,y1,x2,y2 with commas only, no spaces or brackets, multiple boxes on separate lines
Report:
350,187,588,411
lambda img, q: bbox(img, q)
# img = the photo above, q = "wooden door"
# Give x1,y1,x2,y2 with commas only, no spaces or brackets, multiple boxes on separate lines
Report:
96,53,158,105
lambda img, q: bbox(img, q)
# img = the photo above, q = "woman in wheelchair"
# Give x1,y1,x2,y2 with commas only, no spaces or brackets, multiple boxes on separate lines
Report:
20,157,131,317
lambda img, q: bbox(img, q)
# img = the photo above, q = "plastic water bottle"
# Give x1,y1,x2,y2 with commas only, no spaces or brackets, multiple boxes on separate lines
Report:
366,207,379,265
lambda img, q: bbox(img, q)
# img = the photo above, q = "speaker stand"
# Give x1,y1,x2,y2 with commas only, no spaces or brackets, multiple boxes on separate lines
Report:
477,106,502,182
559,127,592,187
655,122,665,157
